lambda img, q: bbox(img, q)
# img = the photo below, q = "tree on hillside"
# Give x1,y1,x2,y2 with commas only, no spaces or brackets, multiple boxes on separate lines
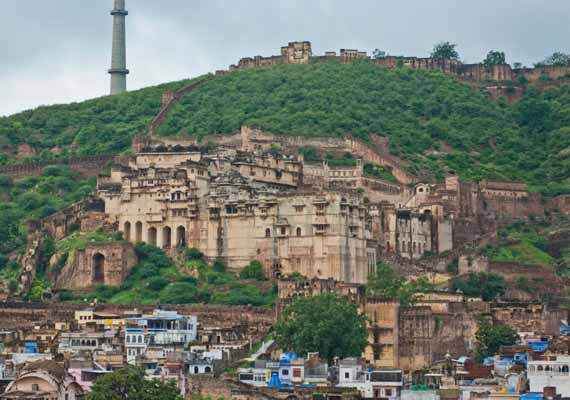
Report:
535,52,570,67
367,262,433,305
87,366,182,400
430,42,460,60
452,272,506,301
475,320,518,361
483,51,506,72
274,294,367,361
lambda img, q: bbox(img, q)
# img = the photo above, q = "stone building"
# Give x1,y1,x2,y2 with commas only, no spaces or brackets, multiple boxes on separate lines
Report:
1,360,84,400
97,145,378,284
51,242,137,290
220,40,570,86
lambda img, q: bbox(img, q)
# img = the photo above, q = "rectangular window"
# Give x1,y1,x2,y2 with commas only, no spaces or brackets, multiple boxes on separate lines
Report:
293,368,301,378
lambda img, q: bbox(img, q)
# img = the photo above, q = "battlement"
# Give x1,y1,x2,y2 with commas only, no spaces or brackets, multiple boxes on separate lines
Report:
218,40,570,86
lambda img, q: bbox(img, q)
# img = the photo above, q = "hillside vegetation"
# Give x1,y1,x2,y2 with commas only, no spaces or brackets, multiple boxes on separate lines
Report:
1,62,569,195
0,79,194,160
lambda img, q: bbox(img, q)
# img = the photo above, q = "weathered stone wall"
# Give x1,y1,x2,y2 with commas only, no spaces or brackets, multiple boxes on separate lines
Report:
0,301,276,331
548,194,570,215
492,303,566,335
398,306,435,371
51,242,137,289
0,156,122,179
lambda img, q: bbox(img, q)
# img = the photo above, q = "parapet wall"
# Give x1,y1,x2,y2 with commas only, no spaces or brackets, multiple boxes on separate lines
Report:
218,41,570,85
0,155,125,179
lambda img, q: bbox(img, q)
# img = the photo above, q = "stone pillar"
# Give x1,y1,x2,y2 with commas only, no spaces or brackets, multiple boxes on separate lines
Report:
108,0,129,95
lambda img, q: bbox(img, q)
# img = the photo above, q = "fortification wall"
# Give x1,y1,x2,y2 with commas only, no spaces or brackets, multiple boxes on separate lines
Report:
0,156,121,179
398,306,434,371
0,301,276,331
492,303,565,335
148,76,214,135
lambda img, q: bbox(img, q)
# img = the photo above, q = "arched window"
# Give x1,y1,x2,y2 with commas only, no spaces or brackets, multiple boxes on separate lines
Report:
205,366,212,373
562,365,569,373
296,227,302,237
93,253,105,285
194,366,199,374
176,226,186,247
162,226,172,249
135,221,143,242
265,228,271,238
148,227,157,246
538,365,544,371
124,221,131,241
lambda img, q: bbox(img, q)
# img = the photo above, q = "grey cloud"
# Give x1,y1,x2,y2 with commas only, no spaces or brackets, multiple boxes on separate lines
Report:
1,0,569,116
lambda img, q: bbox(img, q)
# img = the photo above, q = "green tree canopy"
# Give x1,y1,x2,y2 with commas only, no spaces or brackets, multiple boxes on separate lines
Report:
536,52,570,67
483,51,506,72
367,262,433,305
239,260,266,280
87,366,182,400
430,42,459,60
475,320,518,361
274,293,367,361
452,272,506,301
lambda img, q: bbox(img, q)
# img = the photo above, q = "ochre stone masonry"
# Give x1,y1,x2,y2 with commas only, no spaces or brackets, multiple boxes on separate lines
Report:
50,242,137,290
0,155,124,179
218,41,570,86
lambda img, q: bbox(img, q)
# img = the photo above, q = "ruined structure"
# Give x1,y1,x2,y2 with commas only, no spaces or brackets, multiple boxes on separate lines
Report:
50,242,137,290
218,41,570,86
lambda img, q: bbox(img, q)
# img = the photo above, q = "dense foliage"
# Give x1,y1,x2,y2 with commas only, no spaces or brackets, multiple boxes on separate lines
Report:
0,79,193,162
1,62,570,195
430,42,460,60
452,272,506,301
87,366,182,400
61,243,276,307
0,165,95,256
155,62,570,194
274,293,367,361
367,262,433,305
475,320,519,362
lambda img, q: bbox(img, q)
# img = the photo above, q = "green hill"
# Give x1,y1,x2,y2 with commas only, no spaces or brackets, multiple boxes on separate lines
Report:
1,61,569,195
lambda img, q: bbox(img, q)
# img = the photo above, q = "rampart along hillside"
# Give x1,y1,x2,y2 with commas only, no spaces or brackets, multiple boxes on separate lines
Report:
1,61,569,195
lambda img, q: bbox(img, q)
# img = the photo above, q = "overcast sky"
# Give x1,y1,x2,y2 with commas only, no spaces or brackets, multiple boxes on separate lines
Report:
1,0,569,116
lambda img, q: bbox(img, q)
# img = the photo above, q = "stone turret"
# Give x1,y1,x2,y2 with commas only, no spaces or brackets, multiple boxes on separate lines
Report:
108,0,129,95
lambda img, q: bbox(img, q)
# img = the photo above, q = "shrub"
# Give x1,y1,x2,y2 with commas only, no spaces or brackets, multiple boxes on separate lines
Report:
185,247,204,260
147,276,169,292
212,259,226,273
212,285,271,307
452,272,506,301
8,279,18,293
239,261,266,280
159,282,210,304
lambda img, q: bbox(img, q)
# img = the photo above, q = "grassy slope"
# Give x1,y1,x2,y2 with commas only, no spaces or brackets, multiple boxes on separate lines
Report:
158,61,570,193
1,62,569,193
0,79,195,160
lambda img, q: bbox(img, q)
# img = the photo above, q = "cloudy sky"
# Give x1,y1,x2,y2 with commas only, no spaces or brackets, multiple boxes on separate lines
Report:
1,0,569,116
